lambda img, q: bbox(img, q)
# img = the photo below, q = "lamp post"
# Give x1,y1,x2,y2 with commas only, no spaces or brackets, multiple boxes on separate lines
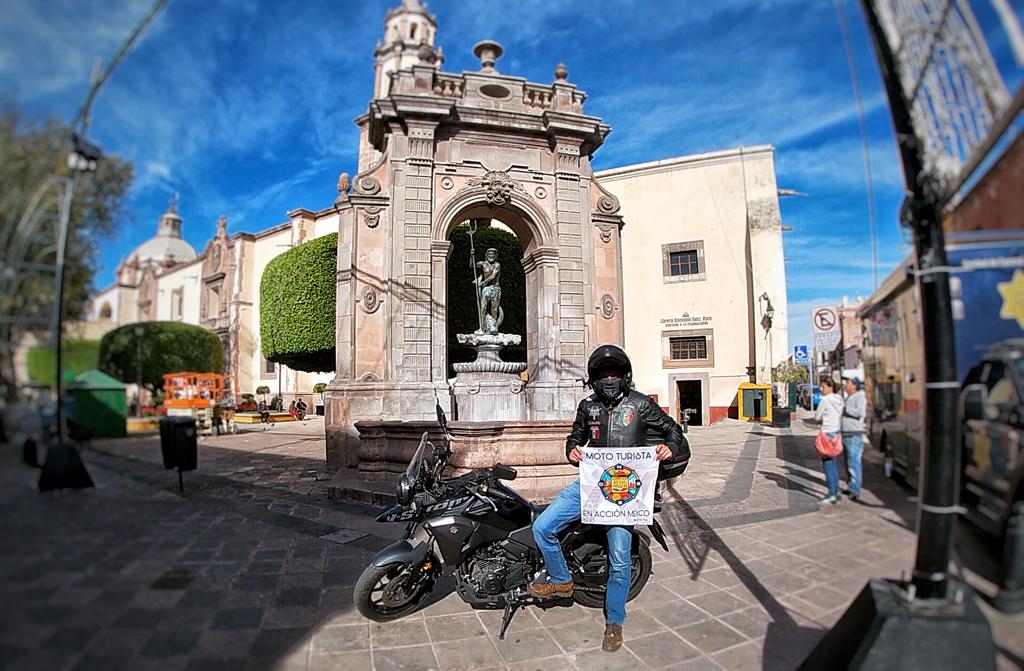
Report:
134,323,144,416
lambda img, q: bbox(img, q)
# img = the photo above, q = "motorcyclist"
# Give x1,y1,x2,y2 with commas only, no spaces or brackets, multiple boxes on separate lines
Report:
530,344,687,652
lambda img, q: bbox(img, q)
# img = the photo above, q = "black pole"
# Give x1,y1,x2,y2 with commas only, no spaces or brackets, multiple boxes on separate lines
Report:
861,0,960,601
135,326,143,417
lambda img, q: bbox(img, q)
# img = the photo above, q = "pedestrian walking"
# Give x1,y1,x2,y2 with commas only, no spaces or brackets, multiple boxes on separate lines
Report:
841,376,867,501
814,377,844,505
258,399,271,429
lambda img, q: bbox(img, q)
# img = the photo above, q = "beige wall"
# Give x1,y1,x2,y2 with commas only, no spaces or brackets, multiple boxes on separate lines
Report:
597,146,788,424
154,259,202,323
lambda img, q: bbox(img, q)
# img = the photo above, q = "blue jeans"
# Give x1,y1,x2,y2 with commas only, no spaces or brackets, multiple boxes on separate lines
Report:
842,433,864,496
532,480,632,625
821,432,841,497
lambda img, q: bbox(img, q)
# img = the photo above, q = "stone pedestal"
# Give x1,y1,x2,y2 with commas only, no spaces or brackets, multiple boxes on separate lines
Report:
451,332,528,422
329,418,577,505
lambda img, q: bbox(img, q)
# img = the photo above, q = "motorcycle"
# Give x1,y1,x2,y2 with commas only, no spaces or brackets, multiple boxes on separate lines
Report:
353,402,681,639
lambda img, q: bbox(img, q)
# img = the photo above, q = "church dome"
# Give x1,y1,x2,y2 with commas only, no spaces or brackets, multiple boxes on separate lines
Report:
129,197,198,266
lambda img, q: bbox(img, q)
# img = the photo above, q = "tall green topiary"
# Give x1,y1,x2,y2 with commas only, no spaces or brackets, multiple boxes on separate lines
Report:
27,339,101,386
447,223,526,377
260,233,337,372
98,322,222,390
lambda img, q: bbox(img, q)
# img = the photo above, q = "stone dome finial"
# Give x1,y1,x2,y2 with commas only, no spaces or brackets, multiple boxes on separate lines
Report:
554,63,568,80
473,40,503,73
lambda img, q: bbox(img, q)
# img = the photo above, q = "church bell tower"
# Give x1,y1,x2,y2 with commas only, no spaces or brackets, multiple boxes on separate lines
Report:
373,0,442,99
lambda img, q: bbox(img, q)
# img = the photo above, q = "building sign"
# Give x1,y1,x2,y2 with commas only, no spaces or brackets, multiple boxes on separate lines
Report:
794,345,809,365
580,447,659,525
660,313,712,328
811,306,841,352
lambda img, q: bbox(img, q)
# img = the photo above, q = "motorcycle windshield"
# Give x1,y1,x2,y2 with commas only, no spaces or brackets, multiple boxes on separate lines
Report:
405,432,437,480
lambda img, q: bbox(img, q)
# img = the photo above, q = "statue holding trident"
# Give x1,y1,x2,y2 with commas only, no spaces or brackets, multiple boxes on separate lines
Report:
467,220,503,334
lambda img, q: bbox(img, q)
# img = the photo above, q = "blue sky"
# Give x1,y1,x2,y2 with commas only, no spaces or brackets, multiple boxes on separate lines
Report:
2,0,1021,350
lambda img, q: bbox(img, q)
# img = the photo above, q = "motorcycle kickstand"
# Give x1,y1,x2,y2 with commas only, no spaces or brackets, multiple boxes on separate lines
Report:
498,601,520,640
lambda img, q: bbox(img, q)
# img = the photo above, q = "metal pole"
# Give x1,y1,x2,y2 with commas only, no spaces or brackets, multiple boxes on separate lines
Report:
862,0,961,601
467,220,484,333
136,328,143,417
53,176,77,443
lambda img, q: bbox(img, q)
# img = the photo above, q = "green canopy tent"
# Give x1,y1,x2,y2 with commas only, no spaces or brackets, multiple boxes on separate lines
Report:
66,370,127,438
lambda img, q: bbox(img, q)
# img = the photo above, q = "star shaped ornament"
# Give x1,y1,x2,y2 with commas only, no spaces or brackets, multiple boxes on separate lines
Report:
997,269,1024,329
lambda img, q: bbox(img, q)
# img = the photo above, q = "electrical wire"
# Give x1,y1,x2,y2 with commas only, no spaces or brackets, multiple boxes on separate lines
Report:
836,0,880,292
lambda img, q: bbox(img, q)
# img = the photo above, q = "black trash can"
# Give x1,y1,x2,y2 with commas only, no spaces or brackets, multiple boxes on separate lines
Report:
159,416,197,471
772,407,792,428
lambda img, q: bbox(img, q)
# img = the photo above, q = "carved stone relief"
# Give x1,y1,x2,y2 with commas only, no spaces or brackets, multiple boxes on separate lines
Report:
600,294,617,320
465,170,524,207
359,285,381,313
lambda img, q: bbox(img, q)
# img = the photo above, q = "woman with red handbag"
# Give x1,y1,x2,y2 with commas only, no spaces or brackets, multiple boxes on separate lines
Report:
813,378,845,505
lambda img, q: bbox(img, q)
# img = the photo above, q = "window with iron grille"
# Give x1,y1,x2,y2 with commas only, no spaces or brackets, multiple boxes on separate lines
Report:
668,250,699,276
670,336,707,361
661,241,705,282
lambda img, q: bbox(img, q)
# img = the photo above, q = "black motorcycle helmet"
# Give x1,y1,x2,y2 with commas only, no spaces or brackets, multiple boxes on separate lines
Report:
587,344,633,400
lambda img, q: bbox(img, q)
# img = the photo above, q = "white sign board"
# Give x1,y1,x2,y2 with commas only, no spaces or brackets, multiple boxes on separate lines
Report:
811,306,841,352
580,446,659,526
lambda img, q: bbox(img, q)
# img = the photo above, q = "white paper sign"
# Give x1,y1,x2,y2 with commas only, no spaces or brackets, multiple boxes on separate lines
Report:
580,447,659,526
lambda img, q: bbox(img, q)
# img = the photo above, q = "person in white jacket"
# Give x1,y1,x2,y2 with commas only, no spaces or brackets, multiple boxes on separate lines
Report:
814,377,844,504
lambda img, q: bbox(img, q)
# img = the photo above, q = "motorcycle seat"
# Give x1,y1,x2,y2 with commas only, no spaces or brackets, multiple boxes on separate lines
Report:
530,503,549,521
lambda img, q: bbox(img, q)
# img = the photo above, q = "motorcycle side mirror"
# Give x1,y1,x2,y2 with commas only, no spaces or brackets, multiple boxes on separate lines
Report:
491,464,517,481
435,402,448,430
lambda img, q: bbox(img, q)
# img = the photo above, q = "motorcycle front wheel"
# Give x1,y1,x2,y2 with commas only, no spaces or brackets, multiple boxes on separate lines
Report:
571,541,653,609
354,561,436,622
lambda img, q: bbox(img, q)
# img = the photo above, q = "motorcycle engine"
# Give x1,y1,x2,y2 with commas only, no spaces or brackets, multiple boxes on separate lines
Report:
465,543,526,596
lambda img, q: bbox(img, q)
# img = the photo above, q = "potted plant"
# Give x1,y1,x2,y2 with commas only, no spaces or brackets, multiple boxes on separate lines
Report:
313,383,327,416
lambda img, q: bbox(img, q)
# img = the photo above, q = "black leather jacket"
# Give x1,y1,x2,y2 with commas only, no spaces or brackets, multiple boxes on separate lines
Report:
566,390,688,467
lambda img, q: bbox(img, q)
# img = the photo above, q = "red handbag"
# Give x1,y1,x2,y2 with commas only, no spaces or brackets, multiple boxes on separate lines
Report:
814,431,843,458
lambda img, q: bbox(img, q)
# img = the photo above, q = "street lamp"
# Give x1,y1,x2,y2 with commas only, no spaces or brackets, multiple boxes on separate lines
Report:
134,324,145,416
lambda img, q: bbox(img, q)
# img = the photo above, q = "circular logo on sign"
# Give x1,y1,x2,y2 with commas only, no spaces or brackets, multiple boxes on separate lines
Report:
598,464,643,506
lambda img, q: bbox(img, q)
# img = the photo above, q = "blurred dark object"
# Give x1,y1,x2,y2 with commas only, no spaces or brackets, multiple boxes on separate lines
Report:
22,437,39,468
159,415,196,493
38,443,95,491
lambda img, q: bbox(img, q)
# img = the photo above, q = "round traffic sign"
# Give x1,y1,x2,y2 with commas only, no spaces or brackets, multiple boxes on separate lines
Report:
813,308,837,331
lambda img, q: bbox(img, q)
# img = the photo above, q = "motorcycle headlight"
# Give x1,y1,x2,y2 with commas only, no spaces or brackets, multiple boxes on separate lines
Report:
395,474,414,505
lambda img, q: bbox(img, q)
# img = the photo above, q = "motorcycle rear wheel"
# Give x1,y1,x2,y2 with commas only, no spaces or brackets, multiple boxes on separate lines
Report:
354,561,435,622
571,542,652,609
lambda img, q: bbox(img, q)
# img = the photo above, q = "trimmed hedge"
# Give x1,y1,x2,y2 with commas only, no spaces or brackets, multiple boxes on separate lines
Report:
27,339,101,386
260,233,337,372
447,223,526,377
98,321,222,389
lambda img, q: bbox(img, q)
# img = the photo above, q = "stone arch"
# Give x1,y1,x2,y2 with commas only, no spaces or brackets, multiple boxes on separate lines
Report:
432,186,556,254
430,188,561,388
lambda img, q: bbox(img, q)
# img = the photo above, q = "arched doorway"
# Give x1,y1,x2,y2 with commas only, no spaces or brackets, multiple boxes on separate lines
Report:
431,188,561,393
446,219,527,378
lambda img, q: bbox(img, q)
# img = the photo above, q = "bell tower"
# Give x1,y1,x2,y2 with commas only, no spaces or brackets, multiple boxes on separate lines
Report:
373,0,442,99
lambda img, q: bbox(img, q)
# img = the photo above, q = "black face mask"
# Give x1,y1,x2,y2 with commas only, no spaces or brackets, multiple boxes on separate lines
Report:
596,376,625,401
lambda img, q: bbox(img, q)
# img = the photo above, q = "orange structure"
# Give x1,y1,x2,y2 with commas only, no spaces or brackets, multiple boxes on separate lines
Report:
163,372,235,434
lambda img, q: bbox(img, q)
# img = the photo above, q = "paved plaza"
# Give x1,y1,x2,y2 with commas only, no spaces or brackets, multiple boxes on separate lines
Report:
1,414,1021,670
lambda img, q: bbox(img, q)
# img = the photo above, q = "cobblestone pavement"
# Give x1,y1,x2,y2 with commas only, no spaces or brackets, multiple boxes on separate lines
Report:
1,414,1021,670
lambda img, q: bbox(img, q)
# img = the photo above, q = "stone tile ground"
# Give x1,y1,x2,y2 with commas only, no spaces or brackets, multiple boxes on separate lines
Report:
1,413,1021,670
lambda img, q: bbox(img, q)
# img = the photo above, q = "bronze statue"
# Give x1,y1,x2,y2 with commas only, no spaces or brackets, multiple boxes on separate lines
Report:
474,247,503,333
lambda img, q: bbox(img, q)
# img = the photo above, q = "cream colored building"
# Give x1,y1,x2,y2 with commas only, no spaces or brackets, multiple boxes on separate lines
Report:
85,202,337,404
598,146,789,425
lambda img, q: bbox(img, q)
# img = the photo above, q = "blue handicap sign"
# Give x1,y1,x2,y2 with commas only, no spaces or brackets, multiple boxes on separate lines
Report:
794,345,809,365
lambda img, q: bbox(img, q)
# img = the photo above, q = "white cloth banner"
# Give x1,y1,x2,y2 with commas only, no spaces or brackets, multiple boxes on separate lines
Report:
580,446,659,526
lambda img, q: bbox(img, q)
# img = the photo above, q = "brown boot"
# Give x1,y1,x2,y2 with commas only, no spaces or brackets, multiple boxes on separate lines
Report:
602,623,623,652
527,580,573,599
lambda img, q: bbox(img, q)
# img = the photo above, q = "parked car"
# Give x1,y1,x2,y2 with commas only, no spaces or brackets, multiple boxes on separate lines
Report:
961,341,1024,549
797,384,821,411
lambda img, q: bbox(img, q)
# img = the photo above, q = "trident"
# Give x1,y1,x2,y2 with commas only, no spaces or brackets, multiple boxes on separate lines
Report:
467,219,485,332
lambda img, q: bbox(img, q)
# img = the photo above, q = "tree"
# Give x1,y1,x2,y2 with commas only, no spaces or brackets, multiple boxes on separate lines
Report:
446,223,525,377
0,108,133,402
27,339,101,386
772,360,808,384
98,322,222,390
260,233,336,372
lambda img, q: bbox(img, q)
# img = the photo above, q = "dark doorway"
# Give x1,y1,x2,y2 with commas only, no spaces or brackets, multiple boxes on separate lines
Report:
677,380,702,426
